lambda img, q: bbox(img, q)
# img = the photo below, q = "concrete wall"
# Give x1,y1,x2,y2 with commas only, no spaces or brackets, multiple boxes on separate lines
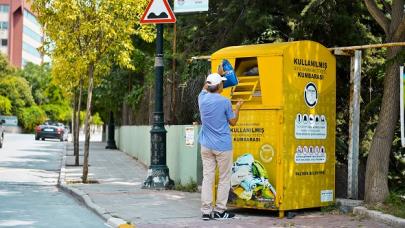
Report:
115,125,202,185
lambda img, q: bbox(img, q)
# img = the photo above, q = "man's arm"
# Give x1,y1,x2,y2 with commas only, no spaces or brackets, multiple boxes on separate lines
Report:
229,100,243,126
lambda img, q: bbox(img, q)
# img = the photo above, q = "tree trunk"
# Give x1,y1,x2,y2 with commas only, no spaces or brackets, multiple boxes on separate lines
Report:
82,65,94,183
73,90,78,163
365,46,403,203
363,0,404,203
74,78,83,166
122,102,128,125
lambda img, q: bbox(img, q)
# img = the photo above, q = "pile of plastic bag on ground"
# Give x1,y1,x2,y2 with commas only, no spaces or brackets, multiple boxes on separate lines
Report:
231,153,276,201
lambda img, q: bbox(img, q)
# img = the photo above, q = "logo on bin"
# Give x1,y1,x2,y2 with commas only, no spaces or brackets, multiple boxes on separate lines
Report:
304,82,318,108
259,144,275,163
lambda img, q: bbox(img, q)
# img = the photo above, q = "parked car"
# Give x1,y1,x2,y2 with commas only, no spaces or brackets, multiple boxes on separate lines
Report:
0,119,5,148
35,121,67,142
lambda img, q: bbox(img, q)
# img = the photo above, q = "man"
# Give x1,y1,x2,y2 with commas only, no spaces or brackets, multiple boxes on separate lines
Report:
198,73,243,220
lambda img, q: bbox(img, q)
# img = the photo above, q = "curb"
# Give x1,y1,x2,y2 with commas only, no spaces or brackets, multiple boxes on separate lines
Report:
57,142,131,228
336,198,363,213
353,206,405,228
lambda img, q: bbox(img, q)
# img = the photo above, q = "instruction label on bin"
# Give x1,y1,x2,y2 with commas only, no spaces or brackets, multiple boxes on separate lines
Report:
295,145,326,163
321,190,333,202
295,113,327,139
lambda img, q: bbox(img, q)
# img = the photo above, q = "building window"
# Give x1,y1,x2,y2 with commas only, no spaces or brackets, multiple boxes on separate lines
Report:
0,5,9,13
0,22,8,30
23,42,41,58
24,10,40,27
1,39,7,46
23,25,43,43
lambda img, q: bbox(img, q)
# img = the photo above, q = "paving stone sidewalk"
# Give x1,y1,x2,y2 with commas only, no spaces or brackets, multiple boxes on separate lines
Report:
61,142,390,228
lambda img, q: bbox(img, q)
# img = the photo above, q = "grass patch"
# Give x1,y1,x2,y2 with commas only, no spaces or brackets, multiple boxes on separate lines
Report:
174,179,198,192
320,203,341,215
368,192,405,219
321,203,338,212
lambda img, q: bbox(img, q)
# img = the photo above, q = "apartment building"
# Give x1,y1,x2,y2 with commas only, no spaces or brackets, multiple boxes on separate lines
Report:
0,0,43,68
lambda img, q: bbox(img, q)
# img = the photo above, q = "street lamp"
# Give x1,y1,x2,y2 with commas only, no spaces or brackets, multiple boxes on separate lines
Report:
105,111,117,149
143,24,174,189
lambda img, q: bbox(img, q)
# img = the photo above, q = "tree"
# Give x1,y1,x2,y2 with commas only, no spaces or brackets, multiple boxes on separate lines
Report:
93,38,154,125
32,0,154,182
52,56,86,166
20,62,72,123
0,76,34,113
0,53,15,77
18,105,47,131
363,0,405,203
19,63,52,105
0,95,11,115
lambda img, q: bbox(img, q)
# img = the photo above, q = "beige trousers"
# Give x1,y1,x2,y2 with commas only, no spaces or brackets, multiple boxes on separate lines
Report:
200,145,233,214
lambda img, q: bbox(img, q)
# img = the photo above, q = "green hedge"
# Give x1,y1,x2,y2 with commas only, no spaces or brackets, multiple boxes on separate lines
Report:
18,106,47,132
0,95,11,115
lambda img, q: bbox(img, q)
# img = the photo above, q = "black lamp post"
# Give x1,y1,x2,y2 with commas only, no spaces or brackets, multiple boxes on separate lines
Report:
143,24,174,189
105,111,117,149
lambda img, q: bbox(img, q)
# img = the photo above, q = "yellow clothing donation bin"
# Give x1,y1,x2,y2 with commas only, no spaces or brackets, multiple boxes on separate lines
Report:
211,41,336,217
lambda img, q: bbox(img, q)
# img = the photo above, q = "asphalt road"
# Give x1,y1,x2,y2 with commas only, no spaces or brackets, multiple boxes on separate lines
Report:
0,133,107,227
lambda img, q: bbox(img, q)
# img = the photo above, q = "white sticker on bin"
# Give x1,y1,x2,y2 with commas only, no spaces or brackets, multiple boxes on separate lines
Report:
295,145,326,163
295,113,327,139
321,190,333,202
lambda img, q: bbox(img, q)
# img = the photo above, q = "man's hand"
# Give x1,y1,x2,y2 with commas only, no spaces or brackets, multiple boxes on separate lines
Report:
217,64,225,76
235,99,244,110
229,99,244,126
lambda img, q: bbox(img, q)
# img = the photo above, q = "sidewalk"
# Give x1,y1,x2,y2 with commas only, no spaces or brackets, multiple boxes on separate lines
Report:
60,142,390,228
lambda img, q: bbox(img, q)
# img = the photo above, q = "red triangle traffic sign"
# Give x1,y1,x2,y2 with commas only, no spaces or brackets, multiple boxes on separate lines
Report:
140,0,176,24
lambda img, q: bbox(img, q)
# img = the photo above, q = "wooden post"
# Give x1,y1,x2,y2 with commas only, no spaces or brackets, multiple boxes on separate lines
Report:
348,50,362,199
401,66,405,147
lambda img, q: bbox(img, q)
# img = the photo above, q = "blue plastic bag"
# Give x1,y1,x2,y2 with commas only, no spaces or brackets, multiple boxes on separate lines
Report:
221,59,238,88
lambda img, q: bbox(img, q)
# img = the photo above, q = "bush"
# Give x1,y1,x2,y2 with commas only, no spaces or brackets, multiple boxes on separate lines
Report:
18,106,47,132
0,95,11,115
91,112,103,125
41,103,71,122
0,76,34,113
368,191,405,218
79,111,104,126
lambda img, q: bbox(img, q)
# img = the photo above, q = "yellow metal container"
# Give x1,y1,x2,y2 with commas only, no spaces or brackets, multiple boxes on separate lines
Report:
211,41,336,216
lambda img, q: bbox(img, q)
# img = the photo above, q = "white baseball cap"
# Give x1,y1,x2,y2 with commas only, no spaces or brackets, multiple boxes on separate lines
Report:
206,73,227,85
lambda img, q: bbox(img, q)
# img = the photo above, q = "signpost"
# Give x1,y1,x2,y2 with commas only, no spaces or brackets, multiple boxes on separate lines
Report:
140,0,176,24
141,0,175,189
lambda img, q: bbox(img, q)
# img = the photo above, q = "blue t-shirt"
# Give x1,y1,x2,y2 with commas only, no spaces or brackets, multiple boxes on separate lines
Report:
198,90,235,151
